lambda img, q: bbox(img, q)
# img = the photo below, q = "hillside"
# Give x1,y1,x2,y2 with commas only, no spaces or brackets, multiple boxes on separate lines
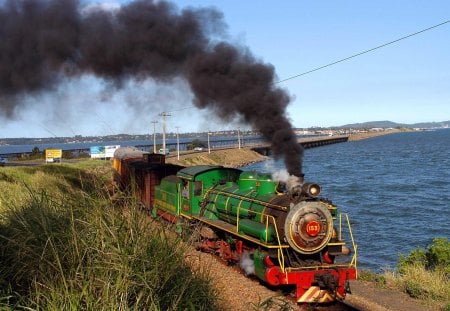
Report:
335,120,450,129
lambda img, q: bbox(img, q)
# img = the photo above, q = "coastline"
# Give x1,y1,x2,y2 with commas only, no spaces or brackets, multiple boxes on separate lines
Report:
166,129,404,168
348,128,408,141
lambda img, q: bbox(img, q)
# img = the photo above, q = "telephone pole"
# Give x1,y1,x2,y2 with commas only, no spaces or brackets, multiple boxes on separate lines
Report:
151,120,158,153
159,112,171,153
207,131,211,154
176,126,180,160
237,128,241,149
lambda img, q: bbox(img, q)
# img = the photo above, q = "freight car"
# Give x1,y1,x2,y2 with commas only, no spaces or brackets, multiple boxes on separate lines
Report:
113,148,357,303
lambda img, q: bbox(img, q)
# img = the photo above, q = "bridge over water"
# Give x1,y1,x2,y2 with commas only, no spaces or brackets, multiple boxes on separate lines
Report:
0,135,349,160
250,135,349,156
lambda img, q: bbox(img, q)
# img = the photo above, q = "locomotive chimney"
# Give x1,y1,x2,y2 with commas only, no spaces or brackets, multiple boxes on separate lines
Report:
287,175,303,202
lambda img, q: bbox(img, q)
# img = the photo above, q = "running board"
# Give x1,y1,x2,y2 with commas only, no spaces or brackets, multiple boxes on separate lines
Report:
192,216,289,249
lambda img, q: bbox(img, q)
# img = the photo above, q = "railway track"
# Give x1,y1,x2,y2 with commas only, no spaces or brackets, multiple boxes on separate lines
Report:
137,210,359,311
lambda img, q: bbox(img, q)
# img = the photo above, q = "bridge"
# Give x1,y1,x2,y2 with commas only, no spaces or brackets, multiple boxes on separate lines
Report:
0,135,349,160
250,135,349,156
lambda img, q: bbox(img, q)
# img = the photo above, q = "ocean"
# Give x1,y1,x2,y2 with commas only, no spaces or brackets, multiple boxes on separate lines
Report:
244,129,450,271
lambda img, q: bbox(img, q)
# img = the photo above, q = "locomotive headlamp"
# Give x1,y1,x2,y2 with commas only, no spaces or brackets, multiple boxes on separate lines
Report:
301,183,321,197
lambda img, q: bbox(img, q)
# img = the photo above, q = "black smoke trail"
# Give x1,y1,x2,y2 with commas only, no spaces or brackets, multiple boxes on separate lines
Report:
0,0,303,176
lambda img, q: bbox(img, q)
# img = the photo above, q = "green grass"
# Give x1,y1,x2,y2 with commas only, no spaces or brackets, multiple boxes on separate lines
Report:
359,238,450,310
0,161,222,310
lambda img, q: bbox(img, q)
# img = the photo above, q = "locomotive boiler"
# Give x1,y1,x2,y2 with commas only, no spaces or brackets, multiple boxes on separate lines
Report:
113,150,357,303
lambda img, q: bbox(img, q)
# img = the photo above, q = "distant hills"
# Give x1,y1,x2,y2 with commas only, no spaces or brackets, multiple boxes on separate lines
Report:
328,120,450,129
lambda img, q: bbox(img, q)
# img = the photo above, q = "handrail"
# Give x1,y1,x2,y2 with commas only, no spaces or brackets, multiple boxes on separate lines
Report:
205,189,356,275
265,214,285,272
208,189,288,210
339,213,358,272
234,201,286,272
285,212,357,273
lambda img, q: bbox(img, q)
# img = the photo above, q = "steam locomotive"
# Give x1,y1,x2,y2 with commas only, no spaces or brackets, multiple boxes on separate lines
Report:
113,147,357,303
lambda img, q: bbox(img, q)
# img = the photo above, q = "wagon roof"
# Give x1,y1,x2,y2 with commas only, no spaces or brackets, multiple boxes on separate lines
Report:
113,147,147,160
176,165,223,180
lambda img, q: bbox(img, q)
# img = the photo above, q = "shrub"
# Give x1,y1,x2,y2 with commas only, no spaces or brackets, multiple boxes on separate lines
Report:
394,238,450,304
397,247,427,274
426,238,450,274
398,238,450,275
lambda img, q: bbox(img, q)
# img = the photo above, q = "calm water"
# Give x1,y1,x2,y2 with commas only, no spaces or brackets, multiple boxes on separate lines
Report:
245,129,450,271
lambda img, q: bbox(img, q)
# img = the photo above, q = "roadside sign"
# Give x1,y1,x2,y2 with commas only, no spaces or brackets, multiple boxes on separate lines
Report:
45,149,62,163
90,145,120,159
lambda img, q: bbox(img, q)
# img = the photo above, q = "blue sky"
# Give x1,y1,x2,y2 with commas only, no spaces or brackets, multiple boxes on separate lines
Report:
1,0,449,138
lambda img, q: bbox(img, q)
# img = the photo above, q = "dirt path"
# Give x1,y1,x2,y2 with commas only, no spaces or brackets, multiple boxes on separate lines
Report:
346,280,443,311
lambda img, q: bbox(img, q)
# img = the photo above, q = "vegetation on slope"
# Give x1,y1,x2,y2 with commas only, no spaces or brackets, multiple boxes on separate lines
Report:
360,238,450,310
0,160,221,310
166,148,266,168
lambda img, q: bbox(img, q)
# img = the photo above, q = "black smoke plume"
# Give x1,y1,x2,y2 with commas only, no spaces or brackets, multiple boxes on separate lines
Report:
0,0,303,176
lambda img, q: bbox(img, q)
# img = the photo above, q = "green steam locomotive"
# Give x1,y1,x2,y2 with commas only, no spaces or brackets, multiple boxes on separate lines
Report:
114,150,357,303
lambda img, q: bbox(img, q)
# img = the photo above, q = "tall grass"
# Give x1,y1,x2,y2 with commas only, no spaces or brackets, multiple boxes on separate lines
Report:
0,163,222,310
358,238,450,310
387,265,449,301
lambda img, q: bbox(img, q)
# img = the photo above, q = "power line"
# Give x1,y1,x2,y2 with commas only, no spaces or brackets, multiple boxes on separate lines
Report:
150,20,449,119
167,106,194,113
277,20,450,84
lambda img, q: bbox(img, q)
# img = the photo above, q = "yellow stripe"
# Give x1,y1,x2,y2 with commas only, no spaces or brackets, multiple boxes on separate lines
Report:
155,199,176,213
298,286,318,303
298,286,334,303
209,189,287,210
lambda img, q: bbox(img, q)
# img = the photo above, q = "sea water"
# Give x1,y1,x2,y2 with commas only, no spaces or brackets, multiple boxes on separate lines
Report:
244,129,450,271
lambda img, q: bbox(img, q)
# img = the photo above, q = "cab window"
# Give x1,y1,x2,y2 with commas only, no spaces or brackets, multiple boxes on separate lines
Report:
182,181,189,199
194,181,202,196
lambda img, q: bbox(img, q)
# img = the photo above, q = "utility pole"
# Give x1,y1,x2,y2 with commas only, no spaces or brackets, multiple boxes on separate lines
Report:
151,120,158,153
207,131,211,154
176,126,180,160
237,128,241,149
159,112,171,153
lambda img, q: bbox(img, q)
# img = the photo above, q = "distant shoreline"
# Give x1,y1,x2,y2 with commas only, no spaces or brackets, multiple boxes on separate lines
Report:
348,128,408,141
166,129,410,168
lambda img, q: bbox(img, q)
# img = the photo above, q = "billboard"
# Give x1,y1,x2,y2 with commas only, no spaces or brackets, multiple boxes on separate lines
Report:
90,146,105,158
45,149,62,163
90,145,120,159
105,145,120,158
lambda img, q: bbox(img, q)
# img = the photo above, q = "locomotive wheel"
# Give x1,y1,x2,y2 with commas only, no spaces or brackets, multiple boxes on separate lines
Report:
284,201,333,254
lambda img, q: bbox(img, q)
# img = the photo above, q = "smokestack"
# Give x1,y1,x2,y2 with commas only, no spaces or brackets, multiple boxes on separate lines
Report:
0,0,304,176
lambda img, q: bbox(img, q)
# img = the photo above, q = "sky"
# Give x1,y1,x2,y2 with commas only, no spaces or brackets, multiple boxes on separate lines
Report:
1,0,449,138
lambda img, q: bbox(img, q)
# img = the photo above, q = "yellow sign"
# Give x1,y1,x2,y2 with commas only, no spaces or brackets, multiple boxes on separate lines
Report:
45,149,62,163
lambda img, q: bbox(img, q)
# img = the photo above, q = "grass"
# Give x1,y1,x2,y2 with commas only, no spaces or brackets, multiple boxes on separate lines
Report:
388,265,449,301
166,148,266,168
0,160,222,310
376,267,450,310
